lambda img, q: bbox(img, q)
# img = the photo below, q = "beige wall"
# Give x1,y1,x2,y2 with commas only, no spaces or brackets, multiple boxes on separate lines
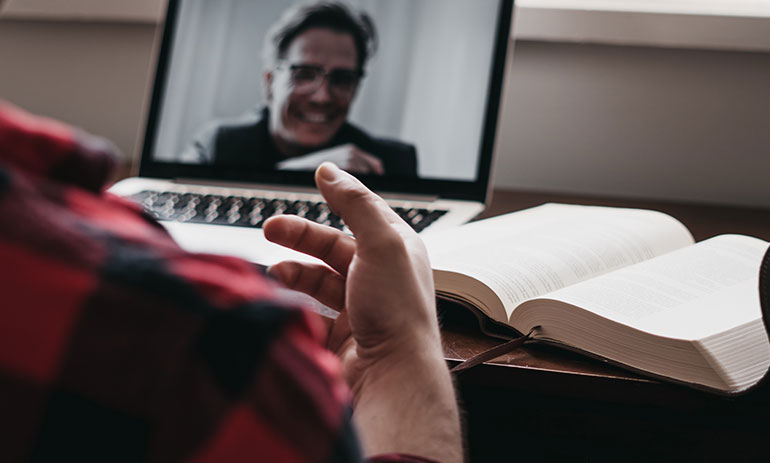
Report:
0,19,158,163
494,41,770,207
1,18,768,207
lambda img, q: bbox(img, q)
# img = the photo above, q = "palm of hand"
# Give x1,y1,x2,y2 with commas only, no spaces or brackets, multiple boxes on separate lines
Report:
331,228,437,390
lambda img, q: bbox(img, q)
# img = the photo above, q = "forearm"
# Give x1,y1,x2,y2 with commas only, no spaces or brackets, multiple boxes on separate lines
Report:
351,339,462,463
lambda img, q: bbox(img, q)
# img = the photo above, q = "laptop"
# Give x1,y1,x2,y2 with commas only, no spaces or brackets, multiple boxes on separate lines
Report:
110,0,514,266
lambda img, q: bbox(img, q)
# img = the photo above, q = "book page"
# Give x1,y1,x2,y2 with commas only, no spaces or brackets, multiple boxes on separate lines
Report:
425,204,694,320
543,235,768,338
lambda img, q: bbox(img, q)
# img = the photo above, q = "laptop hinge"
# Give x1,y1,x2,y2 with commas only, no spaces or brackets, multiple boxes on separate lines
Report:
172,178,317,194
172,178,440,203
378,192,439,202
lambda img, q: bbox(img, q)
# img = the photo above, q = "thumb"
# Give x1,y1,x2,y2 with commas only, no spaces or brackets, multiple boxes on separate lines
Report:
314,162,402,241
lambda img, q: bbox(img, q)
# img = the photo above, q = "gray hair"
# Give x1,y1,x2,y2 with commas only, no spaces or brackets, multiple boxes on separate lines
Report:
262,1,378,72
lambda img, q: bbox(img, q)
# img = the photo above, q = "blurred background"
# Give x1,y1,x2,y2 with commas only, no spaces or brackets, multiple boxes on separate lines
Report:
1,0,769,206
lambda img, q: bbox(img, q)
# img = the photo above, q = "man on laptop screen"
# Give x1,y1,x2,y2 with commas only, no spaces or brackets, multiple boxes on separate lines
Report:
110,0,511,264
180,2,418,177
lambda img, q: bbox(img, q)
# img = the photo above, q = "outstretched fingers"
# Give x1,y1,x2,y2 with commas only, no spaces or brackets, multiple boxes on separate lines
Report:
268,260,346,311
263,214,356,276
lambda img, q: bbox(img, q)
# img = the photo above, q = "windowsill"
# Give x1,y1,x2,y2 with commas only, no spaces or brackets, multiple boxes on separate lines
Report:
3,0,769,52
514,1,770,52
0,0,166,24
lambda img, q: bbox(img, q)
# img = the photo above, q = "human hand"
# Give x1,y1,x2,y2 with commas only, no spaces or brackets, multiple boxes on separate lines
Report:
275,144,385,175
263,162,461,462
263,162,439,383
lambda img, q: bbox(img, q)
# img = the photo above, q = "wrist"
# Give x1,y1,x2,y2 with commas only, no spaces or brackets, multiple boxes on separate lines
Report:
350,334,445,398
350,338,461,462
351,297,444,369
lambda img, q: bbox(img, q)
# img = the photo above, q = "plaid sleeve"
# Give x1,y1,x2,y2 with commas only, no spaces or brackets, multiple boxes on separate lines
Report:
0,102,444,463
0,103,363,462
0,100,116,192
0,183,364,462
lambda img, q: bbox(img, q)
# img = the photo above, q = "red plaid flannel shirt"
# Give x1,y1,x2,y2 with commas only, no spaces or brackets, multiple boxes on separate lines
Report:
0,101,439,463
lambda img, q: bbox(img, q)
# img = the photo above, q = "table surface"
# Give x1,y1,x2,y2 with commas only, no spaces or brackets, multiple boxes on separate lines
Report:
440,188,770,406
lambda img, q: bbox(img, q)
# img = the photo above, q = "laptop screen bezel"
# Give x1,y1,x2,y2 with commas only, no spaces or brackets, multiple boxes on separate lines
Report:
138,0,513,202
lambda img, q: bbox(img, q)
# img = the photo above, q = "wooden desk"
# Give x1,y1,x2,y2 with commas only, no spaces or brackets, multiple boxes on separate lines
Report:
443,189,770,461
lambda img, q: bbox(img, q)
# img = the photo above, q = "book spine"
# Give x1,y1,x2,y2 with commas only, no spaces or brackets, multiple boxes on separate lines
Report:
761,246,770,335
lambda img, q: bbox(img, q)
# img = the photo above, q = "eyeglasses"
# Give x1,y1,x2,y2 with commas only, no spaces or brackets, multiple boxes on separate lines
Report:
278,63,364,98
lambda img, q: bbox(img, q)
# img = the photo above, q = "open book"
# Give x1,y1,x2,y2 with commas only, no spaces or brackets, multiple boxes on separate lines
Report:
423,203,770,395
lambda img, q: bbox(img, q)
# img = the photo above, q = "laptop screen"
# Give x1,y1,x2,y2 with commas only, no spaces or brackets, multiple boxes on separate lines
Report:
140,0,512,201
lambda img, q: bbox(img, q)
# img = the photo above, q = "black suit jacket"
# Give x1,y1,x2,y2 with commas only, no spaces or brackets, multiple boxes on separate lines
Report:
184,108,418,177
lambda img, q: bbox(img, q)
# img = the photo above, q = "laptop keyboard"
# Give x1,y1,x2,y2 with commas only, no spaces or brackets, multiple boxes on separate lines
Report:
127,190,448,233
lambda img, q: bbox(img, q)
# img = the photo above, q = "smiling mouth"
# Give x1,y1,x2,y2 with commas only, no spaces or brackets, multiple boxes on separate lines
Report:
295,111,337,124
